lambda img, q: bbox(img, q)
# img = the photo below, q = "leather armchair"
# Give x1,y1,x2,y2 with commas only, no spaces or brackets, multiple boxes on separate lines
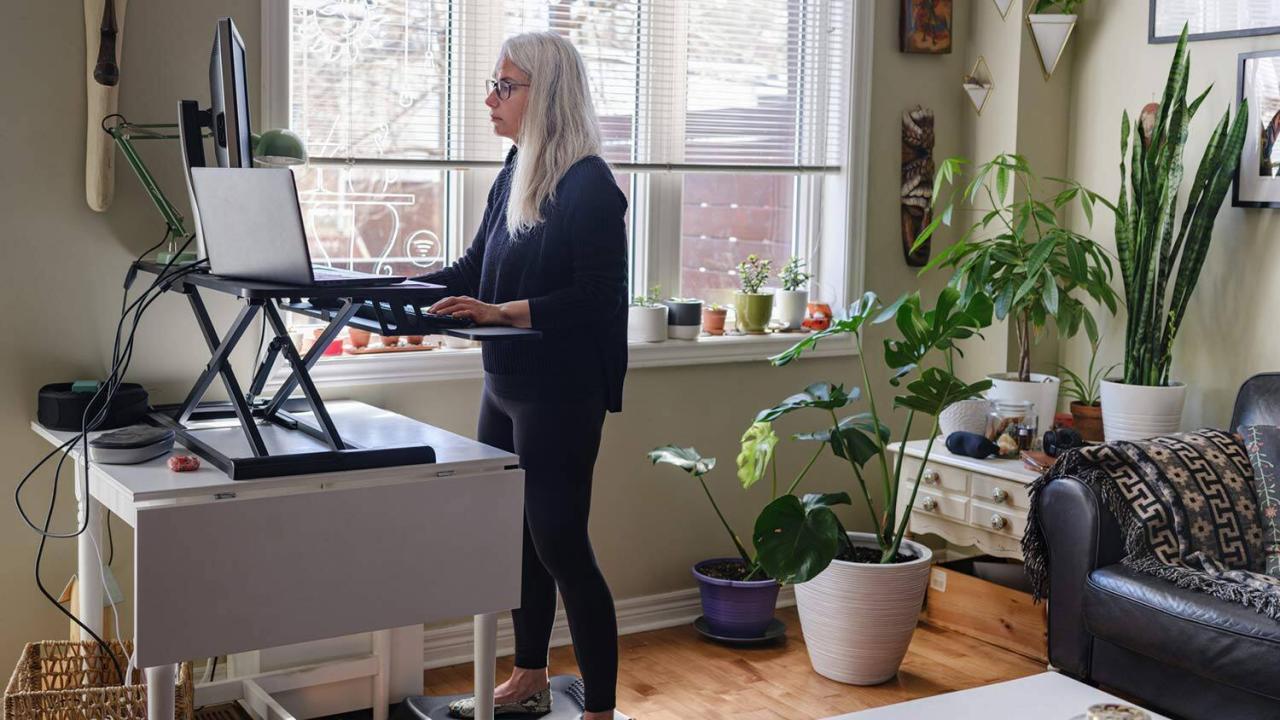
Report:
1035,374,1280,720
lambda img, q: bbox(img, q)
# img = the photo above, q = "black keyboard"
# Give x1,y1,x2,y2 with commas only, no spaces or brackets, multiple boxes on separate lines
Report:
349,300,476,330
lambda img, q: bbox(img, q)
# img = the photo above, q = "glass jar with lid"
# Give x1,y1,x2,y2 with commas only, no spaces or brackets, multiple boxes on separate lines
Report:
986,399,1038,459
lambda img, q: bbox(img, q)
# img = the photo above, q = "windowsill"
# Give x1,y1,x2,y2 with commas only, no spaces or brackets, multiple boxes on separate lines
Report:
267,331,856,390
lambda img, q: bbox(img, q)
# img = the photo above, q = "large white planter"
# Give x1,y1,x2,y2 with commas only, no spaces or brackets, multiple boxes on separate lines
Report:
794,532,933,685
986,373,1059,437
1099,379,1186,441
775,289,809,330
1027,13,1077,78
627,305,668,343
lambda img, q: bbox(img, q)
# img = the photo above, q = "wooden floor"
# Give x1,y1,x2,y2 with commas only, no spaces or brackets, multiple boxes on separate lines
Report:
424,607,1045,719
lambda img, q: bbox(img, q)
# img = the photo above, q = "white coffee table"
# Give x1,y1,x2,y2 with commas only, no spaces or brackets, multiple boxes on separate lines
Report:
825,672,1169,719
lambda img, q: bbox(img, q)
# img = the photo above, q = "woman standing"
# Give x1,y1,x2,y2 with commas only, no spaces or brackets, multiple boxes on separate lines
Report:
420,32,627,720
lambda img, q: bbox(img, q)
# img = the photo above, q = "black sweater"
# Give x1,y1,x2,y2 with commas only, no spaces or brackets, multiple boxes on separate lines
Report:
419,149,629,412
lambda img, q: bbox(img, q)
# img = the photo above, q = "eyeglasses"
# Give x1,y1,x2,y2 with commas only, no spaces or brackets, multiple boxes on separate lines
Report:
486,78,530,101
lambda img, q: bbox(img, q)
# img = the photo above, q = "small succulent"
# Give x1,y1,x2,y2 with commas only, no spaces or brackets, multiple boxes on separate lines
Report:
779,257,812,292
632,285,661,308
736,255,772,294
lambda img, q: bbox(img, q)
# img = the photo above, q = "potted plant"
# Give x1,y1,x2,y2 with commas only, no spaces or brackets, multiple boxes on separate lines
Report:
734,254,773,334
646,439,784,640
1101,28,1247,441
656,288,991,679
702,303,728,336
762,289,992,684
628,285,668,343
776,256,812,330
917,153,1118,435
663,297,703,340
1027,0,1082,78
1059,338,1116,442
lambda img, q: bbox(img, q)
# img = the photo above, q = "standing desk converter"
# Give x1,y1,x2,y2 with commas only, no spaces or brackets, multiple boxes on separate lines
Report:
32,265,540,720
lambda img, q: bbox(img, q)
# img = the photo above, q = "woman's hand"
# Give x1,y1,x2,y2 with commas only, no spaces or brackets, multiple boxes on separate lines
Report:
428,296,531,328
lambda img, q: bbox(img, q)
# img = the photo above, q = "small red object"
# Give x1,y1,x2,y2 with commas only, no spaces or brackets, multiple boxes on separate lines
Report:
802,302,833,331
322,339,343,356
168,454,200,472
1054,412,1075,429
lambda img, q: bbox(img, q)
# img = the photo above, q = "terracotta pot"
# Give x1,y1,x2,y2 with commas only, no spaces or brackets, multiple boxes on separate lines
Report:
1070,401,1104,442
702,307,727,336
405,335,424,345
348,328,371,349
379,335,401,348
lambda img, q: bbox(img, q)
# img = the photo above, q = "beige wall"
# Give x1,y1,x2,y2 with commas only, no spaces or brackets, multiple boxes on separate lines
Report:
1060,2,1280,428
0,1,968,663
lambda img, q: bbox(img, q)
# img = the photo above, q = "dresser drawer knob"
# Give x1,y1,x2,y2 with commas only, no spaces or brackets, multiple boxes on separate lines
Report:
990,514,1007,530
922,497,938,512
922,469,940,485
991,487,1008,504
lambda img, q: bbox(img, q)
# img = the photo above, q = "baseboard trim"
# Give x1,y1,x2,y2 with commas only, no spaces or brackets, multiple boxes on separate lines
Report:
423,585,797,669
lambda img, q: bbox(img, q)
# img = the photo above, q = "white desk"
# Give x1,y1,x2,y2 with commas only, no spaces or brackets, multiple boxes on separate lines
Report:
33,401,524,720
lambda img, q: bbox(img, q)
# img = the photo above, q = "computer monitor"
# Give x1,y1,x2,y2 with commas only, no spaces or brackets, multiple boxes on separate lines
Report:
209,17,251,168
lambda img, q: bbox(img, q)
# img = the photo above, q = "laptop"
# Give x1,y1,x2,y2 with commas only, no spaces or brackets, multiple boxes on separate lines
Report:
189,167,405,287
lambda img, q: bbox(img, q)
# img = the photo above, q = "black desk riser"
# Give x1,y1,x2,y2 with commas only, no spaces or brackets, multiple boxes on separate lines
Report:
138,262,539,480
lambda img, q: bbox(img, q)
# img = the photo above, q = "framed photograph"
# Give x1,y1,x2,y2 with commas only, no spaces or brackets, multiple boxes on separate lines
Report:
1150,0,1280,44
1235,50,1280,208
901,0,953,54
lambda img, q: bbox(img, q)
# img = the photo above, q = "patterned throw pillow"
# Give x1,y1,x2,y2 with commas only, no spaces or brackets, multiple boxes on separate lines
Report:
1239,425,1280,578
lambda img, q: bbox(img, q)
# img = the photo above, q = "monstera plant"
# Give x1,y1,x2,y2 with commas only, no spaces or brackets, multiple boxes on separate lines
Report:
647,288,993,670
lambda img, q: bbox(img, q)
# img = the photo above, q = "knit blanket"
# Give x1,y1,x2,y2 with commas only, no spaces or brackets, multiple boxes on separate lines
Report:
1023,428,1280,619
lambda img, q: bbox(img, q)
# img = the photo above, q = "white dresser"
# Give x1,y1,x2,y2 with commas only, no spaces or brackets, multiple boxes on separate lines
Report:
888,439,1042,560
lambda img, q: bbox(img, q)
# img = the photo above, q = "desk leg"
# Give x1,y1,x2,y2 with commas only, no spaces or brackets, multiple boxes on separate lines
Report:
145,664,175,720
372,630,391,720
473,613,498,720
74,462,105,640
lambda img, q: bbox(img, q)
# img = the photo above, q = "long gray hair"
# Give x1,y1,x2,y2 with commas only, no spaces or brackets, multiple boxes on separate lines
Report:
498,32,603,236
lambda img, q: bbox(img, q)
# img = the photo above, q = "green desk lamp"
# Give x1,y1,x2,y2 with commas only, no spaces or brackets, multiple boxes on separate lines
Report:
104,116,308,264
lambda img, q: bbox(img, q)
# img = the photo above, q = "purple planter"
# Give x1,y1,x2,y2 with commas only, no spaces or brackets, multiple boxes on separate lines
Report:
692,558,781,639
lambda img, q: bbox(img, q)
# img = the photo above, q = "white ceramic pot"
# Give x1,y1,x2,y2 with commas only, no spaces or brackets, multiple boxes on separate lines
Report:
628,305,668,343
1027,13,1077,77
1099,379,1186,442
986,373,1059,436
939,398,993,439
794,532,933,685
775,289,809,330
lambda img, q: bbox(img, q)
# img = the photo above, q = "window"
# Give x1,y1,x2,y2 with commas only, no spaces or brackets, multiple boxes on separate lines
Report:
265,0,863,364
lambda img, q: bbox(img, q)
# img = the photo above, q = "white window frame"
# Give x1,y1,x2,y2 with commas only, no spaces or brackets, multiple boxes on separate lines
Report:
260,0,871,387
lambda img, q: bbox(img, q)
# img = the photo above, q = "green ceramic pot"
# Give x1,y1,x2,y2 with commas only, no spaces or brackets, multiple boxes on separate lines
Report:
734,292,774,334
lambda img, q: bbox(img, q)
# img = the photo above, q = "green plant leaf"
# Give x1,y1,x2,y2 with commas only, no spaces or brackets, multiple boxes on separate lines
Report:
752,494,842,585
647,445,716,477
737,421,779,489
894,368,993,416
793,414,890,467
756,383,859,422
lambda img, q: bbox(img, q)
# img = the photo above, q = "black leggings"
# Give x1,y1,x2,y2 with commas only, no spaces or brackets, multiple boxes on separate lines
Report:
477,380,617,713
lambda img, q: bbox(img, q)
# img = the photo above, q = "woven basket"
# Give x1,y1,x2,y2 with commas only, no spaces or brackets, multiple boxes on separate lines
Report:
4,641,192,720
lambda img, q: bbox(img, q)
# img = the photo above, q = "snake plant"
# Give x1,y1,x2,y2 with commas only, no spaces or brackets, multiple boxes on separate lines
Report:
1115,26,1248,387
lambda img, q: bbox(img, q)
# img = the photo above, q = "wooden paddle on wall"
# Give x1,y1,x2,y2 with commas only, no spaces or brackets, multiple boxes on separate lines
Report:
85,0,128,212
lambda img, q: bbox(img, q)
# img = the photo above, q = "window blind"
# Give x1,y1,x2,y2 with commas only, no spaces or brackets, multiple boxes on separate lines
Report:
289,0,850,172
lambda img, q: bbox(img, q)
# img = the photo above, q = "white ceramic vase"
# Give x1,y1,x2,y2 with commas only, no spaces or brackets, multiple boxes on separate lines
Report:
986,373,1060,436
1099,379,1186,441
628,305,668,343
794,533,933,685
939,398,993,439
775,289,809,330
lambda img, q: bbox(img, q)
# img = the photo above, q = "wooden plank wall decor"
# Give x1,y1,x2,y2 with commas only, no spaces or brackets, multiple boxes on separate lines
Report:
85,0,127,212
901,106,934,267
